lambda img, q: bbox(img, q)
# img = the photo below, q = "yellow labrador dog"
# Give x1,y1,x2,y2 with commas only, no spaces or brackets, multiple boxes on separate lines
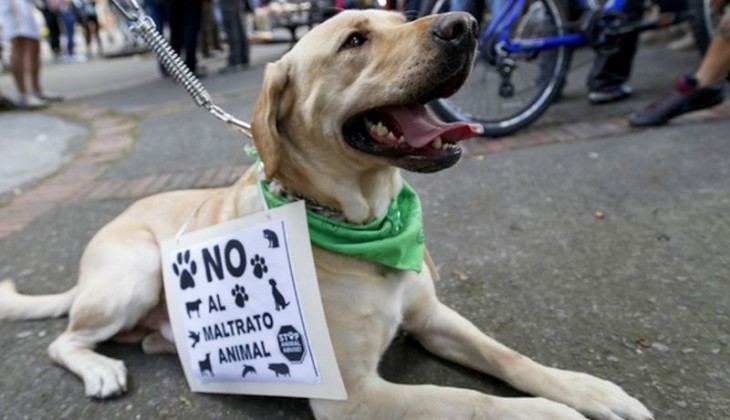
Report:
0,10,652,419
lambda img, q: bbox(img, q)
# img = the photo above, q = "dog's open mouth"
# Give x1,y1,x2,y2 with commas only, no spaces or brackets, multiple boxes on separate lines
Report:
343,73,483,173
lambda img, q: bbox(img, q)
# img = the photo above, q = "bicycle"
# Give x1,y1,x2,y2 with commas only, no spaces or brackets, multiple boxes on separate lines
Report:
419,0,696,137
690,0,729,53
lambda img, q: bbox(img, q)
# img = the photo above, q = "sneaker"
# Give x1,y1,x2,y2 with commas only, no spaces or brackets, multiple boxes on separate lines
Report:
17,95,48,109
588,83,634,104
34,90,63,102
218,64,241,74
629,75,724,127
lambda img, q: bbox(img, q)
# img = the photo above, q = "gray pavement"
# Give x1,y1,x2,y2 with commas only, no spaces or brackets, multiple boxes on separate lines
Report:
0,113,85,196
0,36,729,420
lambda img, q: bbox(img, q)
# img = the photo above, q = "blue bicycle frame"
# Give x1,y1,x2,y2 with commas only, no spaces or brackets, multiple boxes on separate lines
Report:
479,0,629,55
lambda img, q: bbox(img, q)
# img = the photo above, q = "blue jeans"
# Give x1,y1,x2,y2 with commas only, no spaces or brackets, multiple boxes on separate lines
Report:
450,0,509,19
60,9,76,56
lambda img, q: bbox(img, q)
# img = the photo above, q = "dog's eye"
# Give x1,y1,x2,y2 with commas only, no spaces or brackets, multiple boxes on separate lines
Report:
341,32,368,50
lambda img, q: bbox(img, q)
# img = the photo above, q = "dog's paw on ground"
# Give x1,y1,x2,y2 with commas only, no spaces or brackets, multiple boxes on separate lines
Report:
81,356,128,399
250,254,268,279
231,284,250,308
173,250,197,290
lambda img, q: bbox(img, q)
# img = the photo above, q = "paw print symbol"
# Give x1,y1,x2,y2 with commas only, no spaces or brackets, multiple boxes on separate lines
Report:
231,284,250,308
250,254,268,279
173,250,197,290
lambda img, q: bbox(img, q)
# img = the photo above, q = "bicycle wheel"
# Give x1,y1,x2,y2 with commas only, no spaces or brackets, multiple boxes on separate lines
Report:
428,0,572,137
689,0,728,54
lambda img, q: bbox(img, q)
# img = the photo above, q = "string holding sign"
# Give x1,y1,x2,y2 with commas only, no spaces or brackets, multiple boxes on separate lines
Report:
109,0,253,139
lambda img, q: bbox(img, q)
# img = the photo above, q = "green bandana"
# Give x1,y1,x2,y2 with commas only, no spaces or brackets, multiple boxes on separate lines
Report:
261,180,425,272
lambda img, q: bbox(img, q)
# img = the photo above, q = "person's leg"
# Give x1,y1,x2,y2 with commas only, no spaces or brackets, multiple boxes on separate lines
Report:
147,0,164,30
219,0,239,67
200,1,212,57
61,10,76,56
629,14,729,126
168,0,184,58
27,35,62,101
236,8,250,65
449,0,484,23
10,37,47,107
488,0,508,16
42,9,62,58
78,14,91,56
586,0,643,100
695,14,730,86
9,37,28,98
92,18,102,54
149,0,170,76
182,0,203,73
449,0,472,12
28,38,41,93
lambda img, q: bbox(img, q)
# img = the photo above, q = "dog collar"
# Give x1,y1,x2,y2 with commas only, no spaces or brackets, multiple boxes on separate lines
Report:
261,180,425,272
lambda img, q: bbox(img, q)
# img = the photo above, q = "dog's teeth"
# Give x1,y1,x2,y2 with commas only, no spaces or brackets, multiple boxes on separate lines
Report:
431,136,443,149
398,136,406,143
365,119,399,141
365,119,377,135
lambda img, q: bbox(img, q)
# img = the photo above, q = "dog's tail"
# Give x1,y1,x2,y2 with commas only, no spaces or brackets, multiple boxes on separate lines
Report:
0,279,77,320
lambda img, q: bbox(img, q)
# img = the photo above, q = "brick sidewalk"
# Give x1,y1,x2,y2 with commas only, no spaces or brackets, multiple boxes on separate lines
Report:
2,100,729,240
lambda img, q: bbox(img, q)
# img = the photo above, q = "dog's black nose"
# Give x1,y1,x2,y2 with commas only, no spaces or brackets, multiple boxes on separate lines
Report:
432,12,478,46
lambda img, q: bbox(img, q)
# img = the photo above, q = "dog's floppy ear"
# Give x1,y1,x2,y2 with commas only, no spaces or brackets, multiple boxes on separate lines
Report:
252,60,290,179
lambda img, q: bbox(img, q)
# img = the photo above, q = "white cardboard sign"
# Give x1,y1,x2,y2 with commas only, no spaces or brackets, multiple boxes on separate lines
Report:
161,201,346,400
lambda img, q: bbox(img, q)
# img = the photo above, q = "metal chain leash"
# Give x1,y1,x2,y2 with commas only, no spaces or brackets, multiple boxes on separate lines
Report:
110,0,253,138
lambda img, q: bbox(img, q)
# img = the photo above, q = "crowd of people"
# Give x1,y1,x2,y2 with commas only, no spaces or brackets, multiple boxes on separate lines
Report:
0,0,64,109
0,0,264,109
1,0,728,125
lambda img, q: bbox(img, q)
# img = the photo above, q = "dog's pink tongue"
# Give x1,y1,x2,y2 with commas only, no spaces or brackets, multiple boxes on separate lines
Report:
383,105,484,148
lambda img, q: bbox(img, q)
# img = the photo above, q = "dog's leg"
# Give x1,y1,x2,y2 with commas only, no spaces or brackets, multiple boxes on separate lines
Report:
48,238,163,398
402,276,653,420
142,322,177,354
310,377,585,419
49,321,130,398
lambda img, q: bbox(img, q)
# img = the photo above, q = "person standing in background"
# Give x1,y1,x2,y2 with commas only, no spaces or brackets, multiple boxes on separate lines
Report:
199,0,222,58
37,0,63,60
72,0,103,58
629,12,729,126
59,0,81,61
0,0,63,108
218,0,250,73
167,0,204,77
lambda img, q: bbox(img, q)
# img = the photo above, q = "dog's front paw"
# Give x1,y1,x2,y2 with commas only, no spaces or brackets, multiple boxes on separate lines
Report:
539,368,653,420
497,397,587,420
81,358,128,398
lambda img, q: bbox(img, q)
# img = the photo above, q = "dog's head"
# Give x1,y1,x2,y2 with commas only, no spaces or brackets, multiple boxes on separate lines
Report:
252,10,481,178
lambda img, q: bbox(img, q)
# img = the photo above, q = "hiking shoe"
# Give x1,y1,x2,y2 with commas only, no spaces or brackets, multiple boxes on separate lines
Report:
588,83,634,104
629,75,724,127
